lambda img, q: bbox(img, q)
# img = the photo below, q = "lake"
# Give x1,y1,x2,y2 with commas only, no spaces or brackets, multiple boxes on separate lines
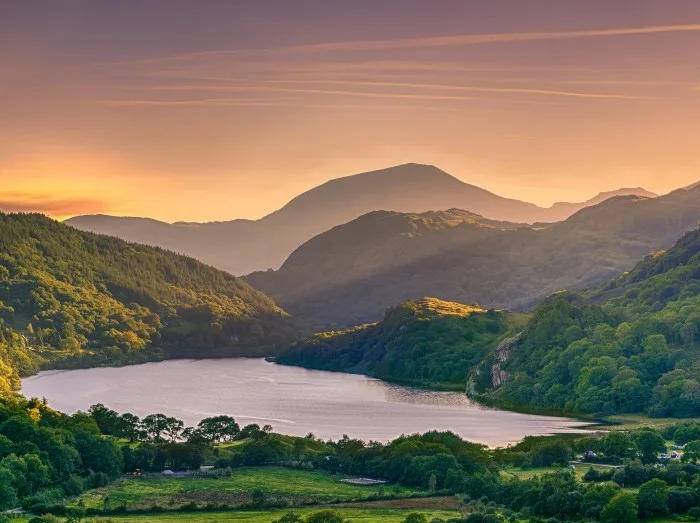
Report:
21,358,591,446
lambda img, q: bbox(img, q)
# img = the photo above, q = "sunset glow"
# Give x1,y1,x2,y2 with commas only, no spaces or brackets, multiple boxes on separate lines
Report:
3,0,700,221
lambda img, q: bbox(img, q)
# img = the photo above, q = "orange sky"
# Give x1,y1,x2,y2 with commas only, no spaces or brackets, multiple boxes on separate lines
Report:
2,1,700,222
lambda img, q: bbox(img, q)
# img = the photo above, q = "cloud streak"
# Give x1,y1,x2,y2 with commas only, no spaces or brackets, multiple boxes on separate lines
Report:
0,193,110,217
250,79,639,99
114,23,700,65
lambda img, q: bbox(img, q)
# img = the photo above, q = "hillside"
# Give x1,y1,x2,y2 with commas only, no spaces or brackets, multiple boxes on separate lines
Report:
278,229,700,417
248,187,700,327
0,213,299,391
67,163,653,275
276,298,527,388
478,227,700,417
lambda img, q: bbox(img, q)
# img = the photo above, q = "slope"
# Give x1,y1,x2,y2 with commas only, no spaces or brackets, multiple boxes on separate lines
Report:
480,227,700,417
276,298,528,389
248,187,700,327
0,213,299,390
67,163,654,275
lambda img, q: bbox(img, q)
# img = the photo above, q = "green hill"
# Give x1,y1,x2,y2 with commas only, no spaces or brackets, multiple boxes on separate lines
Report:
277,228,700,418
0,213,300,391
247,187,700,328
276,297,528,389
480,228,700,417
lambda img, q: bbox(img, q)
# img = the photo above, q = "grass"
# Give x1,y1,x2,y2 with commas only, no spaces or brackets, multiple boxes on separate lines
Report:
500,462,615,480
23,507,463,522
73,467,423,511
597,414,700,431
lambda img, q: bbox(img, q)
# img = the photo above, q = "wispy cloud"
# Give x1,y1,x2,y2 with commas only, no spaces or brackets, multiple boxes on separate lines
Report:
0,193,110,217
248,79,639,99
112,23,700,66
100,97,291,107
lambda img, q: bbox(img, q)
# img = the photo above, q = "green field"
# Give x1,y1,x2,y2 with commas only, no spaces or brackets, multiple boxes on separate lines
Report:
74,467,423,511
15,507,463,522
500,462,616,480
597,414,700,431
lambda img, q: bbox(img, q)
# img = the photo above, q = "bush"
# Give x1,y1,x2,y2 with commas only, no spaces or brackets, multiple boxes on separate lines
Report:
61,475,84,496
305,510,345,523
87,471,111,488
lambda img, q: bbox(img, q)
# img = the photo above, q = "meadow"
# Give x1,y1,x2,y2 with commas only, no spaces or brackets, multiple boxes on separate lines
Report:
72,467,424,511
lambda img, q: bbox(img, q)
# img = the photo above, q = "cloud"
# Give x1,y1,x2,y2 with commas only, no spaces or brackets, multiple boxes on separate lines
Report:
100,97,291,107
113,23,700,65
0,193,110,217
250,79,639,99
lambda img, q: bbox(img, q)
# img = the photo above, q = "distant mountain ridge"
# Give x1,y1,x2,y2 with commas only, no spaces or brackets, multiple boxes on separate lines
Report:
66,163,655,275
246,187,700,327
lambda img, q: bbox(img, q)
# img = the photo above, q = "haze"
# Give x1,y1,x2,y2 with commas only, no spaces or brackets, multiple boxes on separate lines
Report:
3,0,700,221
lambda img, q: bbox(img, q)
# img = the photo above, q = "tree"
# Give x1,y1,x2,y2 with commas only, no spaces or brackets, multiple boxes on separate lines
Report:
116,413,142,442
250,488,266,507
273,513,304,523
403,513,428,523
0,468,18,511
196,416,239,442
633,430,666,464
428,472,437,493
88,404,120,435
141,414,176,443
164,418,184,442
305,510,345,523
602,431,636,461
637,478,668,518
681,440,700,464
600,491,638,523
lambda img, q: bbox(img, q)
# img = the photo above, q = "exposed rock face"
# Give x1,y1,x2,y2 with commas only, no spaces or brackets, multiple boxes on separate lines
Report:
490,335,520,387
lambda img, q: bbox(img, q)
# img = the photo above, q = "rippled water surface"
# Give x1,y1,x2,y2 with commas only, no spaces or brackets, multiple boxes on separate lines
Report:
22,358,590,446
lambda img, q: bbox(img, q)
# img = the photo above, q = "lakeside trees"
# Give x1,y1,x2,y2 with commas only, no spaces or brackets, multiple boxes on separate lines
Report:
2,394,700,521
0,213,300,386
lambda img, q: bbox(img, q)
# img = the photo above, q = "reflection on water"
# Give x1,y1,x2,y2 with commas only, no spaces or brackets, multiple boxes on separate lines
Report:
374,382,481,408
21,358,590,446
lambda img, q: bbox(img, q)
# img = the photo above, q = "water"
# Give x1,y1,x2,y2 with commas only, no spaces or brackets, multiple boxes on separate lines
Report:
21,358,591,446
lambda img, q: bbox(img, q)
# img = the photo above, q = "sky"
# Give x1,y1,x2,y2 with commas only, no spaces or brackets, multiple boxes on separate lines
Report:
2,0,700,222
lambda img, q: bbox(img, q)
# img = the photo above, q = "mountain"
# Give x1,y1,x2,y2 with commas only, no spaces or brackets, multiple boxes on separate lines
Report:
0,213,299,391
247,187,700,327
66,163,654,275
276,297,528,389
277,228,700,418
481,226,700,417
543,187,657,222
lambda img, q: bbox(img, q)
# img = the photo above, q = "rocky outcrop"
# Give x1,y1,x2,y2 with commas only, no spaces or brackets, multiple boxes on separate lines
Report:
490,334,520,387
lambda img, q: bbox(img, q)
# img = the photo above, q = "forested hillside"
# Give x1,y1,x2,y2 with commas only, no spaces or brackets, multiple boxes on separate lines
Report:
0,213,299,390
278,229,700,418
480,228,700,417
248,187,700,327
277,298,527,388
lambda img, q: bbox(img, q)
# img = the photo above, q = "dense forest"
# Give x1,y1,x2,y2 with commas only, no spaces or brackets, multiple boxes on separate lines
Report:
276,298,526,388
0,213,300,390
279,229,700,418
2,395,700,521
479,228,700,417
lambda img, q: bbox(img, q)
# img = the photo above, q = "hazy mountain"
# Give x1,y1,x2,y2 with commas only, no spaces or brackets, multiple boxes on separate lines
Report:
246,186,700,327
543,187,657,222
67,163,654,275
275,228,700,418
